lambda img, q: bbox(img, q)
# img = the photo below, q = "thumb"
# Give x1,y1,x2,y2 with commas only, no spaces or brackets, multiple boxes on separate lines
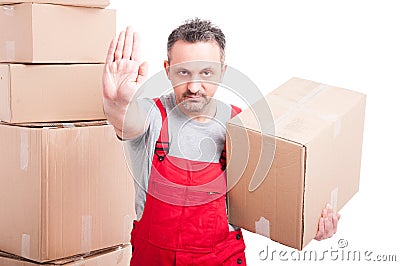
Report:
136,61,149,84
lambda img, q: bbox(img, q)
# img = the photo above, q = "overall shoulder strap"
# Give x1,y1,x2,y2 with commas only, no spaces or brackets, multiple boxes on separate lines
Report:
219,105,242,170
153,98,169,161
230,105,242,118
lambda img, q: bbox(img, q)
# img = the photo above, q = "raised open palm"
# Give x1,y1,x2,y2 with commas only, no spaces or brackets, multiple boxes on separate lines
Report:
103,26,148,138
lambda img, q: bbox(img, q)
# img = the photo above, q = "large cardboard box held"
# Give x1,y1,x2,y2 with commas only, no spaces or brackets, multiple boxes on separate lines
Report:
0,122,135,262
0,0,110,8
226,77,366,250
0,3,115,63
0,64,105,123
0,244,131,266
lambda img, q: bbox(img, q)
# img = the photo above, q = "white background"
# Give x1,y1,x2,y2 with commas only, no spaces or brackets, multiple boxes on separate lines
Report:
109,0,400,265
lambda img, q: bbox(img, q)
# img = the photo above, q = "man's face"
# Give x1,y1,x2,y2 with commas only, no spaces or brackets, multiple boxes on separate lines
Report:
165,40,224,113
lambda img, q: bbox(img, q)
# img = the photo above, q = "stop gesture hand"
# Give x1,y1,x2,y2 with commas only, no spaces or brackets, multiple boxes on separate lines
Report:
102,26,148,139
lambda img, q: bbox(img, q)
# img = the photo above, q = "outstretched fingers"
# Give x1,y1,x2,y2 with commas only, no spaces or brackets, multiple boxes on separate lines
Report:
324,218,333,237
122,26,134,59
332,212,341,234
114,30,126,61
103,37,118,99
314,204,341,241
106,37,117,64
103,27,147,100
315,217,325,241
131,32,141,62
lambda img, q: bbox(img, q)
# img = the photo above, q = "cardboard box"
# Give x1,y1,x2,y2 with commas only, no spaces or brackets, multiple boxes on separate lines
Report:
226,77,366,250
0,3,115,63
0,122,135,262
0,244,131,265
0,0,110,8
0,64,106,123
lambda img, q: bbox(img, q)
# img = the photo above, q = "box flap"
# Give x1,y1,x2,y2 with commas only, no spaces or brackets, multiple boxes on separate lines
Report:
227,123,306,249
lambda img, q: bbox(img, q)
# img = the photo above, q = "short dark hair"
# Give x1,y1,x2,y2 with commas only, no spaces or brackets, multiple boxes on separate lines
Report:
167,18,226,63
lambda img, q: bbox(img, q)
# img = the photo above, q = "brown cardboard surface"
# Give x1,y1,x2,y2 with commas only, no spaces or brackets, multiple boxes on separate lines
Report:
0,244,131,265
0,3,115,63
227,77,366,250
0,0,110,8
9,120,108,128
0,123,135,262
0,64,106,123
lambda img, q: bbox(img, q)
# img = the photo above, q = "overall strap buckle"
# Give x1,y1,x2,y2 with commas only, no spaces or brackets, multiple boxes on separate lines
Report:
155,141,169,161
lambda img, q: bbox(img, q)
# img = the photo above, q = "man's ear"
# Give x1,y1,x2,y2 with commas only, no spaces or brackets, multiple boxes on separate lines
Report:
164,60,170,79
220,63,227,82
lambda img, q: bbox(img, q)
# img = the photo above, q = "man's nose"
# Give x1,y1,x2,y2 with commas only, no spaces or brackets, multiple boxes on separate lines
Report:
187,81,202,94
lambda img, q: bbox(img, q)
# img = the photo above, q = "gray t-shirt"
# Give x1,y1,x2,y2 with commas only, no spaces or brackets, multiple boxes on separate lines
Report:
124,93,233,221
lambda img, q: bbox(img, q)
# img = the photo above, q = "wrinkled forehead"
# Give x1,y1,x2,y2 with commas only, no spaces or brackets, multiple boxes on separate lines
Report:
168,40,222,64
168,60,223,72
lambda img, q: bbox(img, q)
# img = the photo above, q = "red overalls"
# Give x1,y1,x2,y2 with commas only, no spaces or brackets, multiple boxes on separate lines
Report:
130,99,246,266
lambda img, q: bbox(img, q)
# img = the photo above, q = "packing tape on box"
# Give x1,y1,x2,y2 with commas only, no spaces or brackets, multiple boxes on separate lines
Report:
72,258,85,266
5,41,15,61
330,187,339,214
272,83,343,138
255,216,270,238
2,5,14,16
273,84,330,129
62,123,76,128
81,215,92,254
20,129,29,171
115,246,124,264
21,234,30,258
71,258,85,266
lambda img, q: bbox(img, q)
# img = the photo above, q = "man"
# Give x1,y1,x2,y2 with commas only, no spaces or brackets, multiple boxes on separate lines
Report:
103,18,340,266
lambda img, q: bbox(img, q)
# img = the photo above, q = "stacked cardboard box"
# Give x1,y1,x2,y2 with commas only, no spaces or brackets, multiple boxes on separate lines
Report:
0,244,132,265
226,77,366,250
0,0,114,63
0,1,134,265
0,0,116,122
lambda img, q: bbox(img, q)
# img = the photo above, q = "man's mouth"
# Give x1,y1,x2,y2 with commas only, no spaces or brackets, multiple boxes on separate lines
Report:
184,95,203,100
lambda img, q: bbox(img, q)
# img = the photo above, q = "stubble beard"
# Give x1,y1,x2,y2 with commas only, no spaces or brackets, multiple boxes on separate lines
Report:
179,91,211,113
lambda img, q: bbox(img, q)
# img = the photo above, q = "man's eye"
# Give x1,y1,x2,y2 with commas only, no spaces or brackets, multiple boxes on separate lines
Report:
203,71,212,77
179,70,189,75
